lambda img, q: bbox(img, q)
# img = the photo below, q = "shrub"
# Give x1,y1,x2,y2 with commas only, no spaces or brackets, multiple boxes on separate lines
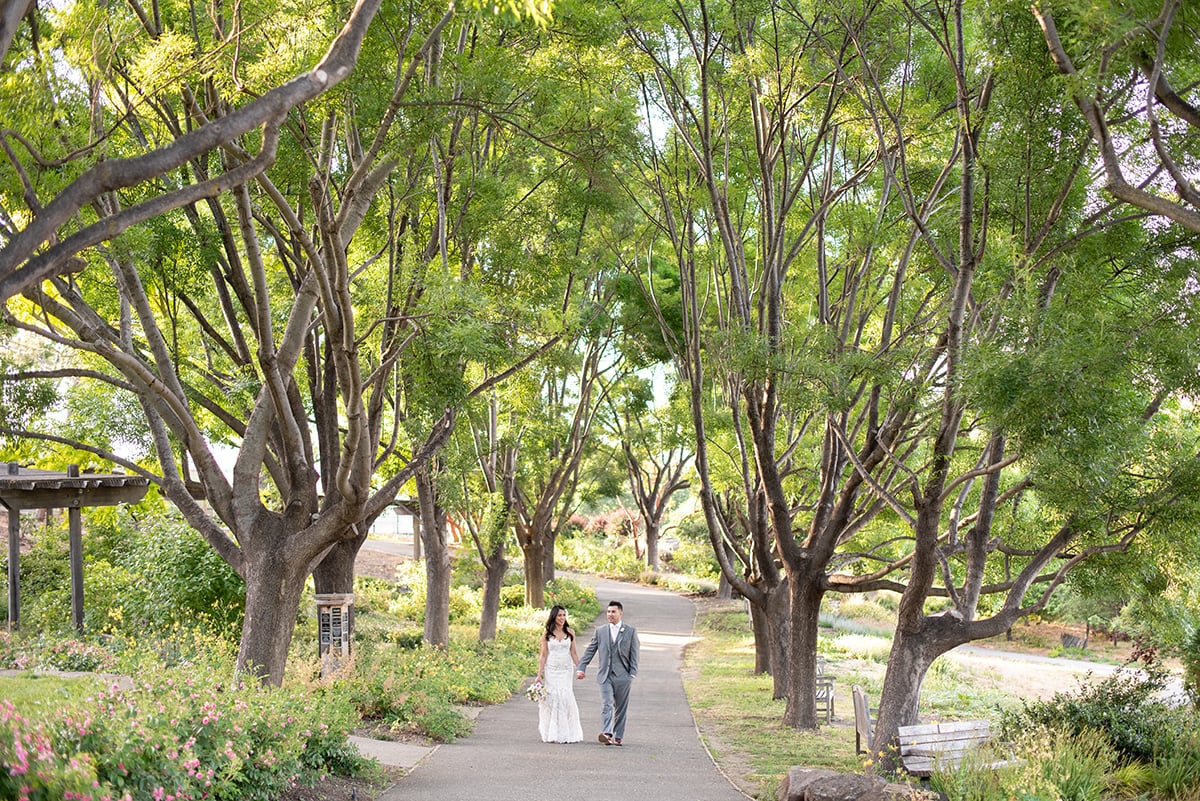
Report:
353,575,400,615
344,625,539,742
499,584,527,609
1032,730,1114,801
1150,729,1200,799
543,577,598,621
0,631,32,670
448,585,481,622
665,538,719,581
1183,625,1200,706
35,637,117,672
929,746,1022,801
999,652,1185,764
656,573,718,595
556,536,642,580
387,562,428,622
12,516,244,641
115,516,245,637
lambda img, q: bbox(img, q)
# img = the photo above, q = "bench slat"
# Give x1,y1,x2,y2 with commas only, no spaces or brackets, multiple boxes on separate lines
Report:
897,719,995,777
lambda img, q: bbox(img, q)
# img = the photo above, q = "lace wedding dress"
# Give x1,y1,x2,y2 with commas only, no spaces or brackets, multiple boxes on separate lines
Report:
539,636,583,743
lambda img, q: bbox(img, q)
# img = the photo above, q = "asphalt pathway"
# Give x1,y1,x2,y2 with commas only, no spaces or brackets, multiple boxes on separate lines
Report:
380,577,751,801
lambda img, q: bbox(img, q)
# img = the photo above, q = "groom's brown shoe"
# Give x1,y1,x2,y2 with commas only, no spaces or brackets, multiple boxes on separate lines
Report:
598,732,613,745
612,738,623,746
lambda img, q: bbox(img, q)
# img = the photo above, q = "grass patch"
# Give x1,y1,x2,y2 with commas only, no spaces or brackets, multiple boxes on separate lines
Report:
682,600,865,800
0,672,105,711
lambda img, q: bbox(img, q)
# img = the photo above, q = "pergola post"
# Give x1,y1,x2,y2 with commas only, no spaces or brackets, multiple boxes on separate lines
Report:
67,464,84,633
6,462,17,632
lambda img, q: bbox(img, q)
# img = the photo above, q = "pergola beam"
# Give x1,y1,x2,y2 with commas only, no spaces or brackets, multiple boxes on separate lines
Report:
1,462,150,633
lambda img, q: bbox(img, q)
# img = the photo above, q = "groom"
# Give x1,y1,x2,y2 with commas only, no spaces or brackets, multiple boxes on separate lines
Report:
576,600,640,746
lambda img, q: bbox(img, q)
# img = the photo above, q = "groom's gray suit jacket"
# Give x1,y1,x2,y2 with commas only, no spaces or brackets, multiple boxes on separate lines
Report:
578,623,639,682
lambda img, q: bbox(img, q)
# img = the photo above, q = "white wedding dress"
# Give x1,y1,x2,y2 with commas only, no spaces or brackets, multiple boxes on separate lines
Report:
539,637,583,743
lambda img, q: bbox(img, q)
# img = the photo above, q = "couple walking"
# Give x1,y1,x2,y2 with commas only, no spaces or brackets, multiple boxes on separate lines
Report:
535,600,640,746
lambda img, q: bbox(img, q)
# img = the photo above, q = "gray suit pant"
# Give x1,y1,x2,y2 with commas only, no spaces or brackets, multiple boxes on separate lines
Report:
599,673,631,739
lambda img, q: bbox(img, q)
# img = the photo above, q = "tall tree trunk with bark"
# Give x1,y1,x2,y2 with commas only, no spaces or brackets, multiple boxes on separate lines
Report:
417,462,451,648
478,544,507,641
236,512,325,685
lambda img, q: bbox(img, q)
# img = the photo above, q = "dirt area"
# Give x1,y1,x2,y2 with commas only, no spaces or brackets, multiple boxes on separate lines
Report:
354,546,407,580
277,766,406,801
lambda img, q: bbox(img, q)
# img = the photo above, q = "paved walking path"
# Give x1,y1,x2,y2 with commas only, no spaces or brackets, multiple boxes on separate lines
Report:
373,577,751,801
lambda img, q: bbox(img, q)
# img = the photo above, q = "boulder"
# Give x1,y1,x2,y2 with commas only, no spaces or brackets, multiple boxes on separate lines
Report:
777,766,939,801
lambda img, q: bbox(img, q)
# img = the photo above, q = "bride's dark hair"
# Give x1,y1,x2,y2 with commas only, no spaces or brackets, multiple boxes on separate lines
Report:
543,604,574,640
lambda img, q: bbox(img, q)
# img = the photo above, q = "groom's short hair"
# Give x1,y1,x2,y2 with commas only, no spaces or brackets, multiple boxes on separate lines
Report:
608,600,623,610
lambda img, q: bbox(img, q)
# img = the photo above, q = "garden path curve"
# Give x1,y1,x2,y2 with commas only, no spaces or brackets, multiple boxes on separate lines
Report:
376,576,751,801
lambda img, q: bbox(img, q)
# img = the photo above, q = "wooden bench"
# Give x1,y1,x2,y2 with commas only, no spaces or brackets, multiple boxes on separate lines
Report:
854,686,1008,777
814,674,835,723
852,684,873,754
897,719,995,776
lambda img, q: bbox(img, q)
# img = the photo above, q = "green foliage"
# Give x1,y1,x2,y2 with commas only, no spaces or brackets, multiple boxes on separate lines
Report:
998,655,1184,764
500,584,528,609
32,637,117,672
542,576,598,619
556,535,644,580
1184,626,1200,706
15,514,244,640
343,619,542,742
664,538,719,581
1149,729,1200,799
932,730,1113,801
928,745,1024,801
0,334,57,454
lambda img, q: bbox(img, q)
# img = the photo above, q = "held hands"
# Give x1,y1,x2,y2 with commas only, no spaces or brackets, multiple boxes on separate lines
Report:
575,670,585,680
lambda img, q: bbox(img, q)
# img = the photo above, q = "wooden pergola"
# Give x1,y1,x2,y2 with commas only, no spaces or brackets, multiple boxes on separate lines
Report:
1,462,150,633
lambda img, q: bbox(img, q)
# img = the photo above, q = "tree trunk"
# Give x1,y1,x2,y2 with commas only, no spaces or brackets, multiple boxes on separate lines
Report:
417,465,451,648
645,520,660,568
237,543,311,686
542,531,556,584
872,624,939,771
750,598,772,675
766,582,791,700
312,531,366,594
524,539,546,608
717,540,736,599
782,572,824,729
478,549,507,641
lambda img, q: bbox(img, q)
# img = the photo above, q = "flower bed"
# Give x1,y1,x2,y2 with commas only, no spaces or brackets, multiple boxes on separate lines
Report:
0,670,366,801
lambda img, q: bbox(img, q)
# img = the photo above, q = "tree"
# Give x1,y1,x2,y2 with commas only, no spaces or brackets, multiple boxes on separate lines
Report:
618,0,895,725
1032,0,1200,234
0,0,386,300
621,0,1200,738
0,0,553,683
840,0,1200,759
603,375,692,568
508,315,624,607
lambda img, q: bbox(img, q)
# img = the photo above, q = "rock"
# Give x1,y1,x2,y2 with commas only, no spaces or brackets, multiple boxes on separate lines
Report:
777,767,936,801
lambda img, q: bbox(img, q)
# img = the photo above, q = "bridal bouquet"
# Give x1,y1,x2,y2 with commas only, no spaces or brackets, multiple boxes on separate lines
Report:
525,680,546,702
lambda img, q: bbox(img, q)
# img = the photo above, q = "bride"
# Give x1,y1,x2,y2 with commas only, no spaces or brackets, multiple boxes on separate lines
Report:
535,605,583,743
